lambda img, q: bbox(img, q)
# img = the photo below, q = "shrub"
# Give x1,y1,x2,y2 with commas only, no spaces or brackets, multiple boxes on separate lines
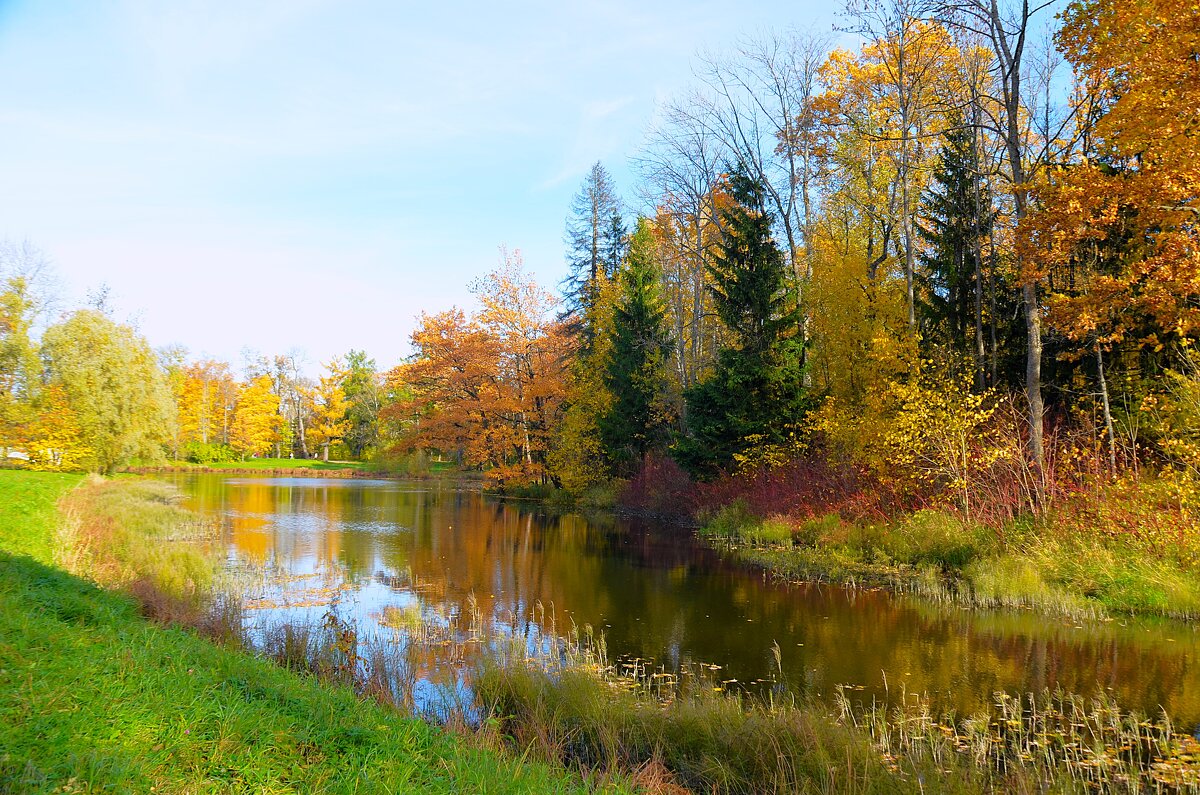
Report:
793,513,844,547
620,453,694,518
182,440,236,465
701,499,760,540
885,510,991,570
743,516,793,546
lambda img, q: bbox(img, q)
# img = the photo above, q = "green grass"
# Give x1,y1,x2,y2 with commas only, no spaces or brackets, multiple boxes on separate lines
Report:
712,497,1200,619
0,470,81,561
0,470,618,794
700,500,794,546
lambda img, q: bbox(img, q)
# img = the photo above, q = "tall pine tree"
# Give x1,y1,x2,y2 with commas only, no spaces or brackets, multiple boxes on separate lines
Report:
599,218,675,475
919,126,980,344
562,162,626,348
674,167,809,477
917,124,1022,388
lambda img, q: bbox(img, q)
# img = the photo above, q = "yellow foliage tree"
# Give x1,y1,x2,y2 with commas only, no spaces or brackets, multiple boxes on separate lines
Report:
24,385,92,471
230,376,283,459
177,359,237,449
308,361,351,462
812,368,999,515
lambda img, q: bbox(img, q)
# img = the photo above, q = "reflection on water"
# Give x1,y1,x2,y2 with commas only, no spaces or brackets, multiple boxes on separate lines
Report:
174,474,1200,725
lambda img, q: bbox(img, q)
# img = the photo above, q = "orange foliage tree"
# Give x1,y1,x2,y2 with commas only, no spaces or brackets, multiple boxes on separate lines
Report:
1026,0,1200,351
388,251,570,484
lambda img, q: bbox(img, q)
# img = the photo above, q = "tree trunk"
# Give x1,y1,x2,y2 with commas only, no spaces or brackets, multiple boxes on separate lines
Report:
995,0,1045,484
900,111,916,328
1096,341,1117,475
1023,280,1045,484
970,108,987,391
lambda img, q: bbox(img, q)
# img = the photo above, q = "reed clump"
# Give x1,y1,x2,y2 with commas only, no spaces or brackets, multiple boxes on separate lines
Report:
844,687,1200,793
56,475,223,627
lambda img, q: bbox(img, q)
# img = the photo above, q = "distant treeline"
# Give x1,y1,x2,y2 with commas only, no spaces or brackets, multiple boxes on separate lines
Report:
3,0,1198,522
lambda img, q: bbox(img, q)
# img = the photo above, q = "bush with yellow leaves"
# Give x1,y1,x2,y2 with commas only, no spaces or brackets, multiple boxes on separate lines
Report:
811,367,1003,518
1142,355,1200,511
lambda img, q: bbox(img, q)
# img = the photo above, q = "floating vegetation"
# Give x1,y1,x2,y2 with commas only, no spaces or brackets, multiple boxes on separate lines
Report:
841,686,1200,792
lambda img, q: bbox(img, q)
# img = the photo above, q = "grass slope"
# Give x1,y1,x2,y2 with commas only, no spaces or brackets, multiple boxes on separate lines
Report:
0,470,608,794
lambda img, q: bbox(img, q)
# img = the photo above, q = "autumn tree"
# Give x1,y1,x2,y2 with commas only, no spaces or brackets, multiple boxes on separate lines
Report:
174,358,238,461
0,277,39,455
1033,0,1200,348
244,351,311,458
934,0,1074,479
841,5,960,328
0,240,56,456
394,252,569,484
473,250,571,483
1021,0,1200,470
308,360,351,461
24,385,91,471
40,310,176,474
390,308,503,468
230,375,283,459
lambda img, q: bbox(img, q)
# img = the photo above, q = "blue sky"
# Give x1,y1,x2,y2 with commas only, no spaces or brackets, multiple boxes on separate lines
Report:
0,0,838,372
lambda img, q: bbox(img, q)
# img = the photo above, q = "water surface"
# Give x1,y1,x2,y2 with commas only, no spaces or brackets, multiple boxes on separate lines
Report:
175,474,1200,724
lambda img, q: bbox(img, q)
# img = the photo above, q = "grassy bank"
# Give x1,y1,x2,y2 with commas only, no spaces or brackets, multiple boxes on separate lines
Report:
700,477,1200,620
0,471,615,794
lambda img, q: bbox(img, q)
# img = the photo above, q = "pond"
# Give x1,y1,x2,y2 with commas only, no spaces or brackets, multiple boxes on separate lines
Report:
174,474,1200,726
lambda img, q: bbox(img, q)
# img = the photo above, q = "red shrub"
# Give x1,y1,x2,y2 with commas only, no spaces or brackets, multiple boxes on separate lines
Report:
620,451,917,524
692,457,915,523
620,453,696,519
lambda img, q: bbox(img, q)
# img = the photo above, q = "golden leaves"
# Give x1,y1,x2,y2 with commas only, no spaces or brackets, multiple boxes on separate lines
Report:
389,254,570,484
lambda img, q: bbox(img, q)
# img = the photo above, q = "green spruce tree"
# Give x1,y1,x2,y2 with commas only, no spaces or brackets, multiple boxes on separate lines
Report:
674,166,809,478
917,124,990,351
917,124,1023,388
599,218,675,475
